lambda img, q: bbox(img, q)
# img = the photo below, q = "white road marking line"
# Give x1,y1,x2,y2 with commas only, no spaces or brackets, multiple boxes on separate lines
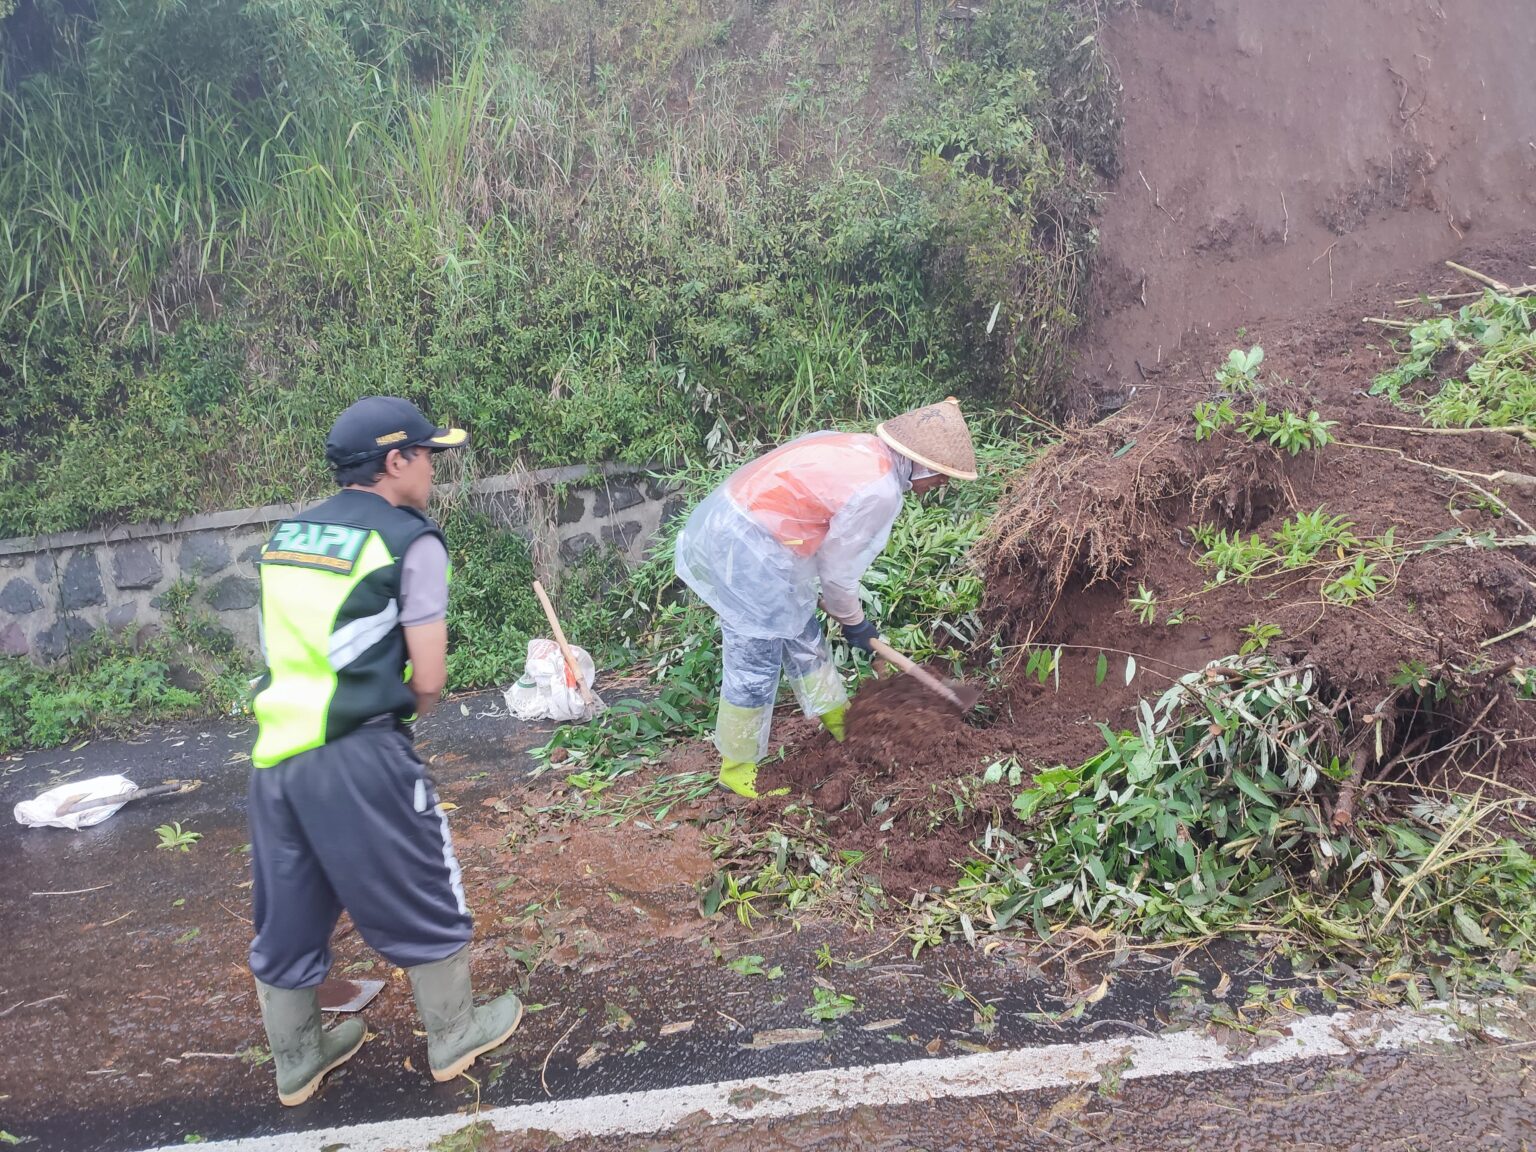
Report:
142,1004,1460,1152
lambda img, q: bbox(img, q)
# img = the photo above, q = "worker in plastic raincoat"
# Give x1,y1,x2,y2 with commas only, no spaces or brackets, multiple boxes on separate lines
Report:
674,398,979,798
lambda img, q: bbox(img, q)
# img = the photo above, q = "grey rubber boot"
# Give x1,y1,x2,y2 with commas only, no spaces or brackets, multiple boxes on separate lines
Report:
407,946,523,1082
254,980,367,1106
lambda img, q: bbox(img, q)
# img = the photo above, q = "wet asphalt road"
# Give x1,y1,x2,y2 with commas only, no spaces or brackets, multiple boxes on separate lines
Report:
1,692,560,1149
491,1042,1536,1152
0,697,1452,1152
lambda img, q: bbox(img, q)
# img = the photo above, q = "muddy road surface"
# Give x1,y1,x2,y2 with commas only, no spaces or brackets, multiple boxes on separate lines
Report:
4,699,1517,1152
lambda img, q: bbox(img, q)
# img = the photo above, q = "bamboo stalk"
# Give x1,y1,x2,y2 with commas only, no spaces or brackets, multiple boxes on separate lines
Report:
1331,747,1373,832
1445,260,1513,294
1394,286,1536,307
1362,422,1536,446
1481,616,1536,650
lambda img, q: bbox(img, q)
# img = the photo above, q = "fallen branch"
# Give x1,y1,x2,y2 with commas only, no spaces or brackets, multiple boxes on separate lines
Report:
179,1051,242,1060
31,884,113,897
0,994,66,1018
1446,260,1513,295
1363,422,1536,448
1469,660,1518,682
1482,616,1536,649
1394,286,1536,307
1336,441,1536,536
1138,170,1177,223
1363,316,1417,329
541,1016,579,1097
1332,747,1373,832
1309,241,1340,268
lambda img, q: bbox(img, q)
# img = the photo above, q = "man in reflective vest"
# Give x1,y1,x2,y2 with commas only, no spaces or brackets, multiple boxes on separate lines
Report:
246,396,519,1106
674,398,979,799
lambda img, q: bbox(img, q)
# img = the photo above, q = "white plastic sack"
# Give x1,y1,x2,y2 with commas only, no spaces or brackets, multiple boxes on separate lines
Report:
14,774,139,830
504,639,596,722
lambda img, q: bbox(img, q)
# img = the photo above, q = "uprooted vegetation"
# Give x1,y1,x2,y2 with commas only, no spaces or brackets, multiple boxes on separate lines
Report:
554,257,1536,998
956,270,1536,978
933,657,1536,994
979,297,1535,775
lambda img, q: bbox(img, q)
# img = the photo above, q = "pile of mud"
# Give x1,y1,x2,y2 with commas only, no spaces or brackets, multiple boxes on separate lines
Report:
751,673,1123,895
757,677,997,811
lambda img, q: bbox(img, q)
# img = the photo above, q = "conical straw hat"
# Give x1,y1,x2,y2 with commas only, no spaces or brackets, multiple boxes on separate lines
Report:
876,397,979,481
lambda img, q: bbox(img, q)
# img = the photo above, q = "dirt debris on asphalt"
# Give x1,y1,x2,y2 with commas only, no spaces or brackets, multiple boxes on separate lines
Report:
481,1041,1536,1151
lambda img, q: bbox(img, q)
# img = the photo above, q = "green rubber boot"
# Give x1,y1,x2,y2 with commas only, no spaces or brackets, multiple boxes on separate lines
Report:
719,757,789,799
254,980,367,1107
820,704,849,743
407,946,523,1082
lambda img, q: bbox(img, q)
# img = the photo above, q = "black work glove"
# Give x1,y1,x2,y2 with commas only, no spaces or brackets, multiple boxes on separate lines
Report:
841,618,879,655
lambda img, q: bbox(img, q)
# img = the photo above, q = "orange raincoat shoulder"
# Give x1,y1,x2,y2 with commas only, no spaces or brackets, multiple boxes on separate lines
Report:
726,432,892,557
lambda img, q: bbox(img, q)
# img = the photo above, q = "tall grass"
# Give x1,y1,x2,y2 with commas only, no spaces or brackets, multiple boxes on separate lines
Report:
0,0,1118,537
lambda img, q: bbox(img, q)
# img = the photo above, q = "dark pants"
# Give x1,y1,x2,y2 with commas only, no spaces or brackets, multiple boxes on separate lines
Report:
248,719,473,989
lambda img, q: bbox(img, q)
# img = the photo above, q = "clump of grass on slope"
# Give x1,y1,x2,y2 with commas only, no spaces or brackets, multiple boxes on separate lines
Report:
1372,290,1536,429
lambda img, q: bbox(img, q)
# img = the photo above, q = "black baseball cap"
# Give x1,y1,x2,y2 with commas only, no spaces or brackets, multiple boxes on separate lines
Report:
325,396,469,469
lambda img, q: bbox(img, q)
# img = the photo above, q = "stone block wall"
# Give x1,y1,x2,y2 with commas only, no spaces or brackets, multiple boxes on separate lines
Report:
0,464,680,664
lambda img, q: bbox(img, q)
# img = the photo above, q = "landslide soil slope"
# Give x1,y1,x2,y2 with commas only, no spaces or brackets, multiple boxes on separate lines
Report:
747,0,1536,898
1076,0,1536,408
751,249,1536,899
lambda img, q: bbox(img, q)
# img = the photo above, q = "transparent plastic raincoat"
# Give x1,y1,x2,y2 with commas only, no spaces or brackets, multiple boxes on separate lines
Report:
676,432,912,638
674,432,914,765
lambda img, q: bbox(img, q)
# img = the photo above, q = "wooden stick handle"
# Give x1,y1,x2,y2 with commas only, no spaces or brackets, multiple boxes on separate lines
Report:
54,780,194,816
532,580,599,706
868,638,964,710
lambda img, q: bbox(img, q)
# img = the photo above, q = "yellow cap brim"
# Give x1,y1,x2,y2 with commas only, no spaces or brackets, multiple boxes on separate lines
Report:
425,427,469,449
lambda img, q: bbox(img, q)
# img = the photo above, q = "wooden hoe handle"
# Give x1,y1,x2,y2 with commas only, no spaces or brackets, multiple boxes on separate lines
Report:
867,637,965,711
532,580,599,707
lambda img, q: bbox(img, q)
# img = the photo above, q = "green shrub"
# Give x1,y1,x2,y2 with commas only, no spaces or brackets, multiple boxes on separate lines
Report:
0,639,203,754
438,505,547,692
0,0,1116,537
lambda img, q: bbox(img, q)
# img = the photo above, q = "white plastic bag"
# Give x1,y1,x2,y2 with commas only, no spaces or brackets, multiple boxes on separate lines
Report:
15,774,139,830
504,638,596,722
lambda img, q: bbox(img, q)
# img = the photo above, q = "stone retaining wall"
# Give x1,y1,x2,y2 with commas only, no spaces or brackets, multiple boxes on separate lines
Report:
0,464,683,664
